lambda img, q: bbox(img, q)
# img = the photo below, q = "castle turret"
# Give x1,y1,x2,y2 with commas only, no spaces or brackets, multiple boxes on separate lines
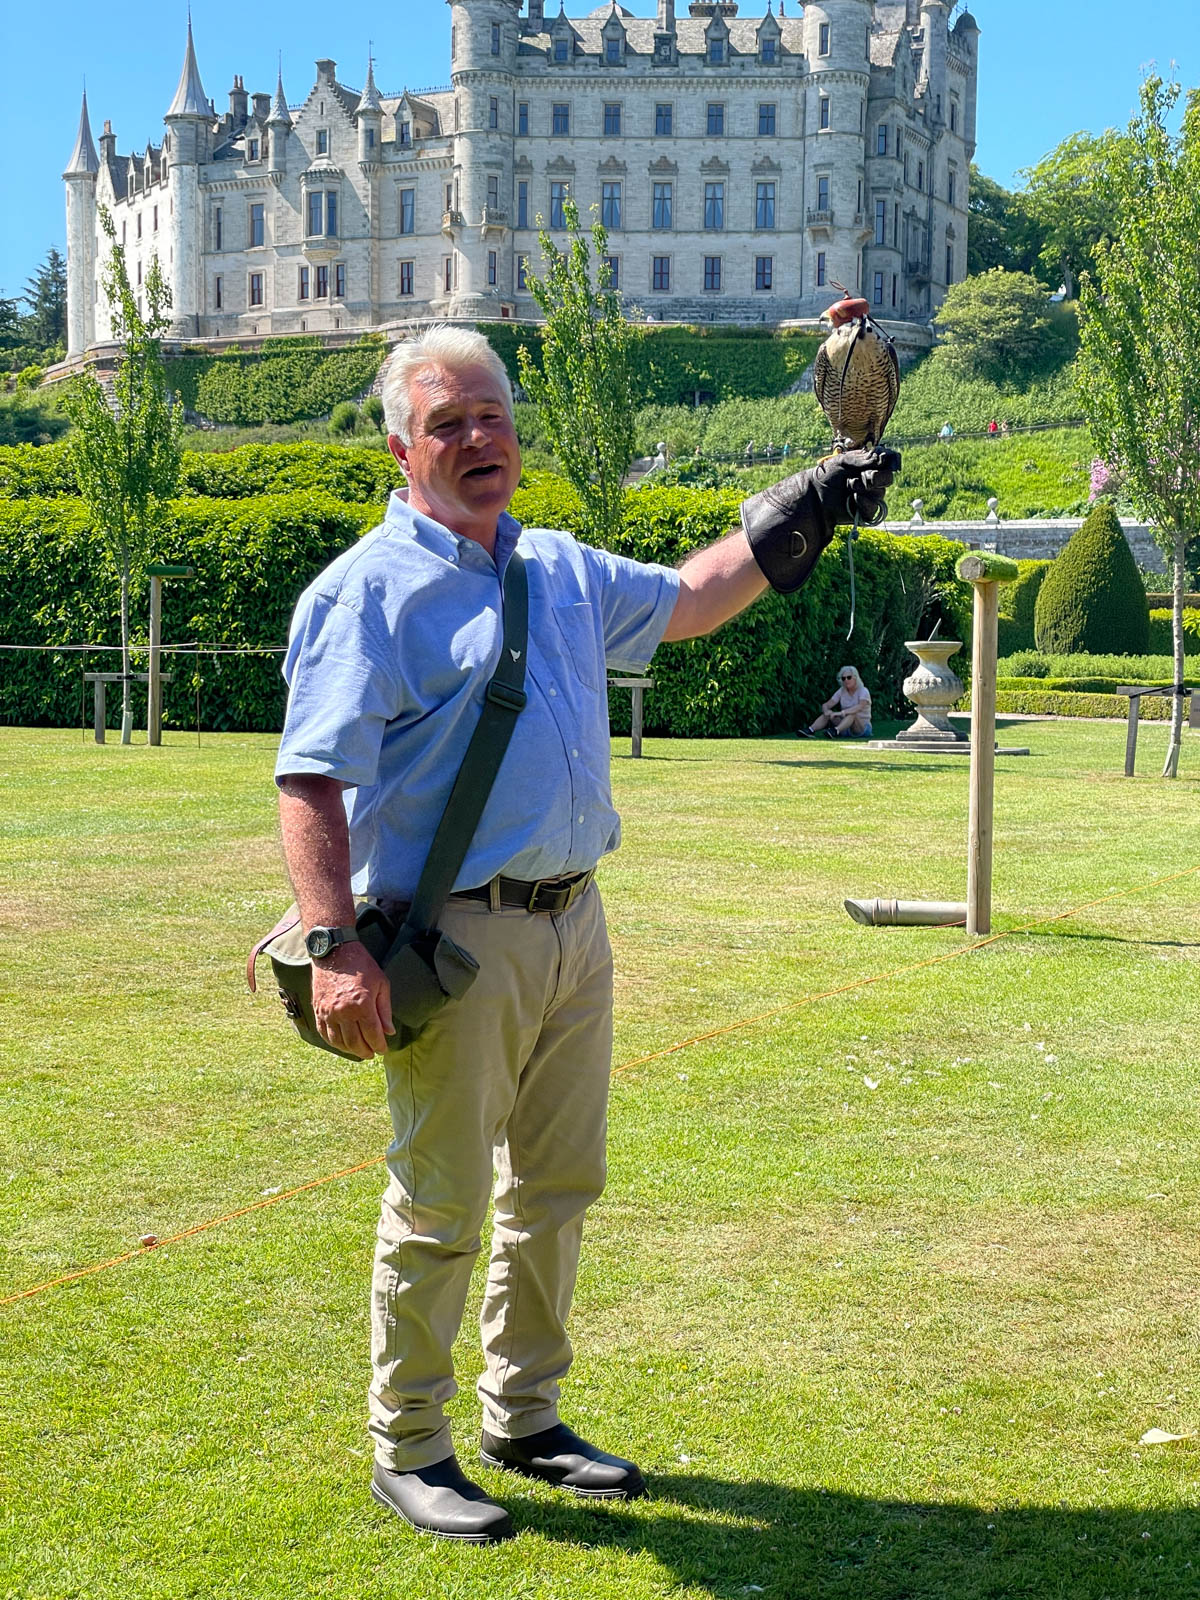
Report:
918,0,949,120
63,89,99,355
446,0,519,317
267,68,291,175
801,0,872,304
954,9,980,159
355,55,383,164
163,18,210,336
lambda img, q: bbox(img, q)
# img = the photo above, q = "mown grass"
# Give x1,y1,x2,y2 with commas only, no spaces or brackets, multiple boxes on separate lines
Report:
3,722,1200,1600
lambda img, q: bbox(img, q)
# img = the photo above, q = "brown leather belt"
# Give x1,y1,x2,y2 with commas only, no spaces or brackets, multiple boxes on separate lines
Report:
453,868,596,914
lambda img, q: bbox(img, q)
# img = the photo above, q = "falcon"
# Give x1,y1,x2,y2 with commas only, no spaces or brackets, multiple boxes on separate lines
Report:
812,286,901,453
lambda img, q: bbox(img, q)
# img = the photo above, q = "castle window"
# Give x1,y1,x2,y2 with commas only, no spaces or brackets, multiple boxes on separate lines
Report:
250,203,264,247
817,251,827,287
652,255,670,291
366,128,375,149
214,274,222,309
489,97,499,130
455,98,460,131
703,256,721,292
946,243,954,282
707,103,725,137
400,188,415,235
892,272,898,307
819,97,830,131
152,205,158,231
917,159,924,191
488,250,498,286
707,37,725,66
652,182,673,230
857,178,863,213
492,21,501,55
451,25,456,59
444,256,453,293
758,103,776,136
816,175,829,212
602,182,622,229
518,102,529,136
552,102,570,136
873,272,884,305
950,98,959,134
819,23,831,56
893,203,899,246
604,103,621,136
308,191,323,235
948,169,956,207
550,181,569,229
316,130,328,156
554,36,569,63
137,260,142,285
875,198,886,245
487,174,500,209
516,254,528,291
299,265,310,300
315,264,329,298
399,260,414,296
517,180,529,229
704,183,724,231
248,138,259,162
249,271,264,306
137,214,143,239
877,125,888,156
336,263,346,298
903,150,910,184
122,220,127,246
325,192,338,237
606,35,621,64
400,120,411,146
761,37,777,64
755,255,773,291
655,103,672,136
445,182,453,211
604,255,619,289
756,182,776,229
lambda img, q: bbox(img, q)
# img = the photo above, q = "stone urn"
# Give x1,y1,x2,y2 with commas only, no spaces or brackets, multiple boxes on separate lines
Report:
896,640,967,744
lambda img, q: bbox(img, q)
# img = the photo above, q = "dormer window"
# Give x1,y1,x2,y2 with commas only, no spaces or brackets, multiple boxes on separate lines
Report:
761,37,777,64
606,36,621,64
400,120,411,146
247,138,260,161
554,36,569,63
708,36,725,65
316,129,328,155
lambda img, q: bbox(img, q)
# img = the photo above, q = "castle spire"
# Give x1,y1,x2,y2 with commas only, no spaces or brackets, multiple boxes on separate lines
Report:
64,87,100,177
166,15,209,118
268,63,290,124
356,51,382,115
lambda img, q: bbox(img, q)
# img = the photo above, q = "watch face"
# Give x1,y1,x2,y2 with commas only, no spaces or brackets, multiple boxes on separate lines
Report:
306,928,334,959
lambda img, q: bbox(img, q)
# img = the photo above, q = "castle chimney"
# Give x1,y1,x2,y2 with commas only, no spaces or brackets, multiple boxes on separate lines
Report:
252,91,271,122
229,75,248,126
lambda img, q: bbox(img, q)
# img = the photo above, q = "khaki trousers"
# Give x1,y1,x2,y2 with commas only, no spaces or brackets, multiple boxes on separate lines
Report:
368,884,613,1470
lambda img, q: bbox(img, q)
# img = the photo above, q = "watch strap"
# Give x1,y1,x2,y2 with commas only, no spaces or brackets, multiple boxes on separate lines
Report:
306,924,360,956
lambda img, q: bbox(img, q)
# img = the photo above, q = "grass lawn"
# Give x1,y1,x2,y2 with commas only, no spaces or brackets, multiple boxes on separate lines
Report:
3,720,1200,1599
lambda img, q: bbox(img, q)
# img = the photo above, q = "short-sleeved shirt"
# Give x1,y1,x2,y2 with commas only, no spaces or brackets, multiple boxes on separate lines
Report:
276,491,680,900
831,682,871,715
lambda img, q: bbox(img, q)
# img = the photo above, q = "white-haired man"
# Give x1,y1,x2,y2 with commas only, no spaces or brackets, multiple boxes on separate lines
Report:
276,326,897,1543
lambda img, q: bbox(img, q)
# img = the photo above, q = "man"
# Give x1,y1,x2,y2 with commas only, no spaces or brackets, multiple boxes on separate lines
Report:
276,325,895,1544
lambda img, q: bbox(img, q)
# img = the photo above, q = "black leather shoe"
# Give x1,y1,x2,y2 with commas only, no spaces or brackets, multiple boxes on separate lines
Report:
371,1455,514,1543
480,1422,646,1500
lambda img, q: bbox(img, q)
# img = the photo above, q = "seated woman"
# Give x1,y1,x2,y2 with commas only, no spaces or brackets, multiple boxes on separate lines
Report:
799,666,873,739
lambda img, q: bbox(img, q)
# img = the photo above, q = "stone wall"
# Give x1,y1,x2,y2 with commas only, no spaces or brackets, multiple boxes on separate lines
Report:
885,514,1165,573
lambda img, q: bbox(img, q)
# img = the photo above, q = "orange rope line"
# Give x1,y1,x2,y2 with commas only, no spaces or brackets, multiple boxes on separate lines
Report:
6,862,1199,1311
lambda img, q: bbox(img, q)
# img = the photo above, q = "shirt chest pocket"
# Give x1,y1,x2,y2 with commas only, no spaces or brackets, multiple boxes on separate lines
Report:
550,601,601,692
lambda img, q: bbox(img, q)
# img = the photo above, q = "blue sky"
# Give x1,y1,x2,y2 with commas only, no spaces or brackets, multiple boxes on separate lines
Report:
0,0,1193,299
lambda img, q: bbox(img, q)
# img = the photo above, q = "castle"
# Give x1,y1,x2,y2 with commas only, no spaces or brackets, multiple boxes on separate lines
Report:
62,1,979,355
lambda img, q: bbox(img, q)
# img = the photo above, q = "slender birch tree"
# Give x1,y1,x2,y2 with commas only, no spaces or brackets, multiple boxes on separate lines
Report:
517,199,636,547
63,209,182,744
1077,78,1200,777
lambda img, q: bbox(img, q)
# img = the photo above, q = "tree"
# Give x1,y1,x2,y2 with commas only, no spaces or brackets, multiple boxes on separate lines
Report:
1032,502,1148,655
62,210,182,744
22,248,68,351
516,199,636,547
0,296,23,350
966,167,1048,281
1019,130,1125,298
932,268,1057,383
1077,77,1200,778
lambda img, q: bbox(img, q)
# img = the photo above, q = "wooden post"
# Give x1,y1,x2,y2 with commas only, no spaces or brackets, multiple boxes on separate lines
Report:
93,678,107,744
631,684,644,759
148,575,164,747
1124,692,1141,777
956,553,1019,938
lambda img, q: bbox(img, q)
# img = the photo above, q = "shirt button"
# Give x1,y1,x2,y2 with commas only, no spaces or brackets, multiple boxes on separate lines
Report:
577,814,584,824
571,748,579,758
549,687,557,697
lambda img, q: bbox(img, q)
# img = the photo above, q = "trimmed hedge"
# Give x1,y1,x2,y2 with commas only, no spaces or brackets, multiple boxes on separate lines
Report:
1034,502,1149,654
1,480,970,738
1148,607,1200,654
164,339,385,425
1000,649,1200,681
0,441,400,504
996,559,1053,656
992,689,1179,720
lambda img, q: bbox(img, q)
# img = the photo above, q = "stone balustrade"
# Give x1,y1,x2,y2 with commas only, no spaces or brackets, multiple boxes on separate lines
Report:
888,501,1164,572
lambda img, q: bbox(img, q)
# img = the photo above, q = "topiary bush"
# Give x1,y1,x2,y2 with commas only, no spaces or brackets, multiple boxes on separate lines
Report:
1033,501,1149,655
997,559,1053,654
1147,607,1200,654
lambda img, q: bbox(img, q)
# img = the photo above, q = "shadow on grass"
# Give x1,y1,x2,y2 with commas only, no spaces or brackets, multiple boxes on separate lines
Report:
762,757,966,774
1021,927,1200,950
509,1473,1200,1597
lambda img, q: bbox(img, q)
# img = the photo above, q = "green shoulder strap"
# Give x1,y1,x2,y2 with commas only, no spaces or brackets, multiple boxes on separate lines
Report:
399,548,529,939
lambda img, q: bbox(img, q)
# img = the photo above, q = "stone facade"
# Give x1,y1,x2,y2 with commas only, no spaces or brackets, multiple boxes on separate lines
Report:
63,1,980,354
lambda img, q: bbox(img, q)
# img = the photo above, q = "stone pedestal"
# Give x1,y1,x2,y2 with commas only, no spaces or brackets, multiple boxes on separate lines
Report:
896,639,966,744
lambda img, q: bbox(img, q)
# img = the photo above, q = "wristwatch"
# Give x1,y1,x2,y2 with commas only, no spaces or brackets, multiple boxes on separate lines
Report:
304,924,361,960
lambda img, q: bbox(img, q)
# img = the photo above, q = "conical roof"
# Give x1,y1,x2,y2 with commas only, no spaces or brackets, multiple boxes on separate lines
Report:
268,67,291,124
356,54,382,115
64,88,100,176
166,18,209,118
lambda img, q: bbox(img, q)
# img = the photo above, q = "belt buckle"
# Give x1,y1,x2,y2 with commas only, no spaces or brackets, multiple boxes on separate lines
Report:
527,879,553,913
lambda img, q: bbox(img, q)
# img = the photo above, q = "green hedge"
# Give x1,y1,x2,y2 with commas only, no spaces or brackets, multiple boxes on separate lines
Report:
482,323,822,406
164,339,385,425
996,675,1140,694
1000,649,1200,681
0,493,377,732
1148,607,1200,654
2,480,970,738
996,560,1053,656
992,689,1178,720
1034,502,1148,655
0,441,400,504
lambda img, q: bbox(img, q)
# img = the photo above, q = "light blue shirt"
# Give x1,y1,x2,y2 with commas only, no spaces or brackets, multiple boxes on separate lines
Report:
276,491,680,900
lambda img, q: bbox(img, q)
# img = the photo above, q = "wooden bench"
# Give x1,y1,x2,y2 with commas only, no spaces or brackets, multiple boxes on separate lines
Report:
84,672,172,744
608,677,652,758
1118,684,1200,776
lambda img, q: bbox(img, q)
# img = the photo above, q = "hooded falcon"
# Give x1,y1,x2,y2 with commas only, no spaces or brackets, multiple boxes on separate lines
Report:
812,288,901,454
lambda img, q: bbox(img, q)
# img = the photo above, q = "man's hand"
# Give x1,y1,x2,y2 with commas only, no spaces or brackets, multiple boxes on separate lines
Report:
311,942,394,1060
740,447,902,594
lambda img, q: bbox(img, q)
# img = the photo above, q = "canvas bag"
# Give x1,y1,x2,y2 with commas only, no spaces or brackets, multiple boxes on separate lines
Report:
247,550,529,1060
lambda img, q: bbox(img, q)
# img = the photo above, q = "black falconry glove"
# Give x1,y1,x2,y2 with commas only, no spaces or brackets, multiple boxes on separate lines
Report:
740,447,902,594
